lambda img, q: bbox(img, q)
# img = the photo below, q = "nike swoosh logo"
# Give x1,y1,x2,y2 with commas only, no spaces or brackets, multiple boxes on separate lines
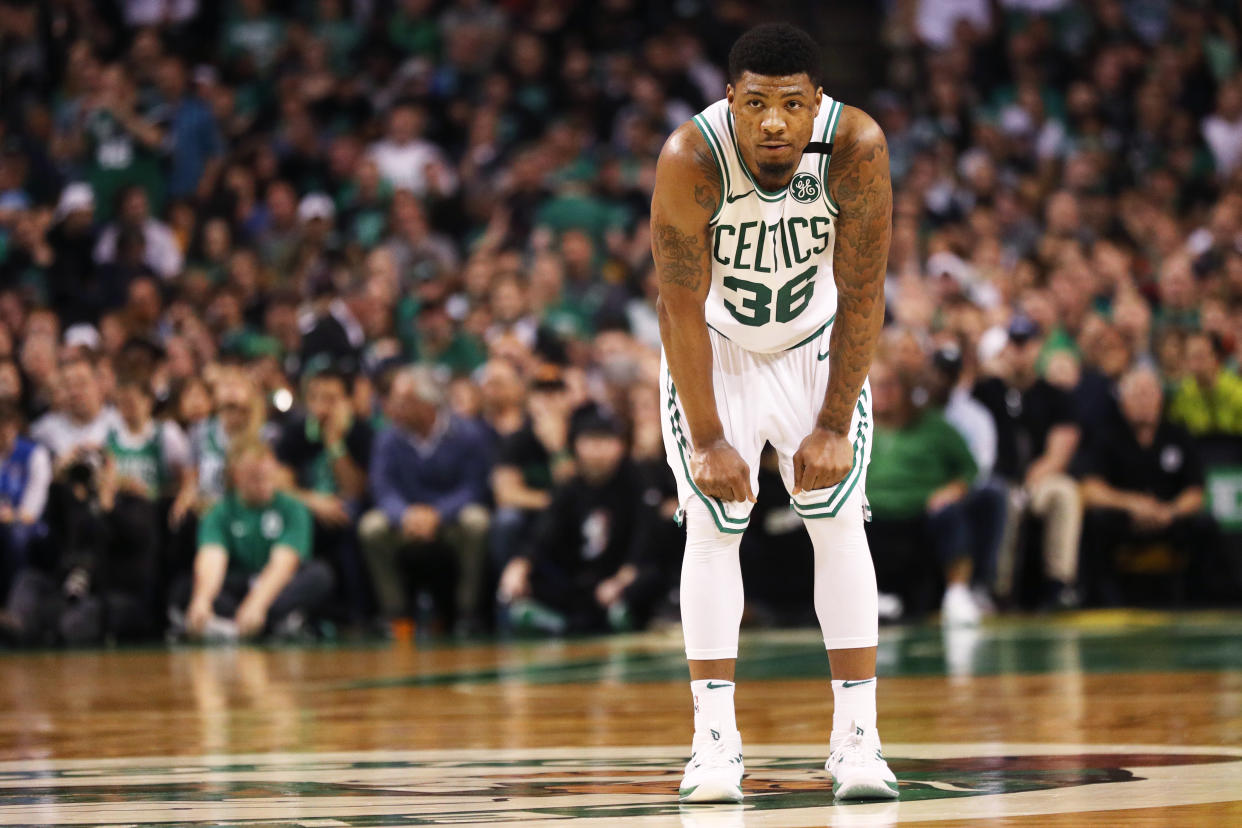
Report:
841,679,875,688
817,347,830,361
725,190,755,203
705,681,733,689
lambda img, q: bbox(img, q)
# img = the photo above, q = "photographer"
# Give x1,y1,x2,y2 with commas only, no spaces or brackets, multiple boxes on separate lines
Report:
1,441,156,646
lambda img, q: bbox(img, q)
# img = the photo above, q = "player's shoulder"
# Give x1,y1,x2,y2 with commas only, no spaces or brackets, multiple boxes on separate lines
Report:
654,118,722,213
832,105,887,158
657,119,715,172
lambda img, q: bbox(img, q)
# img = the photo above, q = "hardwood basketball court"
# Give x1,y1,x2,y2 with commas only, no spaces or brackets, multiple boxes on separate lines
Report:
2,611,1241,825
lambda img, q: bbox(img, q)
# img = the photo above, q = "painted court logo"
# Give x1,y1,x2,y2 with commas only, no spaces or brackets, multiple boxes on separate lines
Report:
790,173,821,204
0,744,1238,825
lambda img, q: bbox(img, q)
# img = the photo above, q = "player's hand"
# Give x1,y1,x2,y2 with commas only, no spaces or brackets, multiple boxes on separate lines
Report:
689,439,755,503
792,428,854,495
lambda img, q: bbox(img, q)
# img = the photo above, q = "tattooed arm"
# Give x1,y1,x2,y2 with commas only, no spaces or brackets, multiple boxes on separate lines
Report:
792,107,891,494
651,123,755,504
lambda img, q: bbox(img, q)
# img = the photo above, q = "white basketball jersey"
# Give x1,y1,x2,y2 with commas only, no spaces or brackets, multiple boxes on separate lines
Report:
692,97,844,353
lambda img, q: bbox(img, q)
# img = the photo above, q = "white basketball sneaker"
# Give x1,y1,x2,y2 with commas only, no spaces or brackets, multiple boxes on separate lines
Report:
826,723,899,800
941,583,982,627
679,723,744,803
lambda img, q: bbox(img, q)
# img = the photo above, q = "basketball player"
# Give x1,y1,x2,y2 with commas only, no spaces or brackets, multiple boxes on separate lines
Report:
651,24,896,802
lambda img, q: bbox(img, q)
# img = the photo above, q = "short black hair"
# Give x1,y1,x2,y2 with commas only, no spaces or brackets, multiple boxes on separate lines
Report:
728,23,822,88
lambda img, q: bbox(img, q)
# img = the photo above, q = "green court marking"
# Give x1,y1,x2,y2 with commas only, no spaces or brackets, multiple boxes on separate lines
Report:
335,613,1242,690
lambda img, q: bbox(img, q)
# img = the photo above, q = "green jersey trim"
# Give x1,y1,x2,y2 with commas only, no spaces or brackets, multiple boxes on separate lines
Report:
820,100,843,216
705,314,834,353
786,314,835,351
692,115,729,224
666,374,748,534
726,109,788,202
790,388,869,518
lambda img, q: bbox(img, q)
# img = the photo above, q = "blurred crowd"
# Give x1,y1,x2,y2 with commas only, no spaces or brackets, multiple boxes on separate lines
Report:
0,0,1240,646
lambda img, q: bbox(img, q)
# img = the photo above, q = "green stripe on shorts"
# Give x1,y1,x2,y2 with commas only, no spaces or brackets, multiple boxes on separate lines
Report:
667,374,748,534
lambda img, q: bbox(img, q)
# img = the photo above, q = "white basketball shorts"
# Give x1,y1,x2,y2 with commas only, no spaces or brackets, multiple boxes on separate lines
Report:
659,321,872,534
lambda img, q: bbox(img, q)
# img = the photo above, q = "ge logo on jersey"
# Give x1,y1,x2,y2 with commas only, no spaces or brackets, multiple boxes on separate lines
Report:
791,173,821,204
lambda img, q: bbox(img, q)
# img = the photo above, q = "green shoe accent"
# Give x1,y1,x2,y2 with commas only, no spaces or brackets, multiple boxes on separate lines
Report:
679,785,698,797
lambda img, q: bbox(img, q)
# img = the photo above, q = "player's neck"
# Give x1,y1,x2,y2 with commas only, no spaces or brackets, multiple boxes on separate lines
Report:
739,146,800,193
751,165,797,193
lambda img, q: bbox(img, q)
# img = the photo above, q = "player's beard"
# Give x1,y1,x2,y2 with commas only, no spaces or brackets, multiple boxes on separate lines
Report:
757,160,795,181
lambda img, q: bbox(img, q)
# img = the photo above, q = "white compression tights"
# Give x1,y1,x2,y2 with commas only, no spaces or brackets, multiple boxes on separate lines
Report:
680,496,879,660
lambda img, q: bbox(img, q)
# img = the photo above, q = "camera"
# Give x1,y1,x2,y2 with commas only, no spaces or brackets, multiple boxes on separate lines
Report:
65,448,105,490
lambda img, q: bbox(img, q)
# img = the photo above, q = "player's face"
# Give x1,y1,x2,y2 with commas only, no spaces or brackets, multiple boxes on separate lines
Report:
726,71,821,188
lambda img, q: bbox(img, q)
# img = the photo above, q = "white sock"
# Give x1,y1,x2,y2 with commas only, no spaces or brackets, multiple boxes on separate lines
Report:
831,677,877,736
691,679,737,734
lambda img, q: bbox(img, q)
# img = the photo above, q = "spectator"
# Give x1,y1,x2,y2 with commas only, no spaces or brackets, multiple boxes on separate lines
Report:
1079,367,1215,605
489,365,575,581
496,413,671,634
973,315,1083,608
476,358,528,442
367,103,458,199
106,372,195,523
929,343,1007,604
31,352,122,461
255,180,301,275
0,402,50,601
275,365,373,626
151,55,223,201
361,366,491,633
1203,76,1242,179
93,185,183,281
1167,331,1242,436
866,361,983,624
188,367,265,507
175,438,333,641
45,184,105,326
76,64,168,222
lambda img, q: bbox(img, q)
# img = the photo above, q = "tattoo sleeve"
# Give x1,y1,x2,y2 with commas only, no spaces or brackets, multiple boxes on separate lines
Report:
652,143,719,293
820,112,892,433
651,126,726,448
652,223,708,291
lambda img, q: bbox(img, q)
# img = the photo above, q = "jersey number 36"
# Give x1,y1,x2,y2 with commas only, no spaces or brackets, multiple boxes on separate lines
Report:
723,264,816,327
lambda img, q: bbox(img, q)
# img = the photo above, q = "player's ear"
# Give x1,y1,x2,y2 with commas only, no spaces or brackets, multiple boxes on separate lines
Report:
814,87,823,116
725,84,735,105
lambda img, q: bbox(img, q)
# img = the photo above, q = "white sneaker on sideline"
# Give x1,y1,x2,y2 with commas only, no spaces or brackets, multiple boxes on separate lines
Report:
203,614,239,642
941,583,981,627
679,723,744,803
826,723,899,801
877,591,904,622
